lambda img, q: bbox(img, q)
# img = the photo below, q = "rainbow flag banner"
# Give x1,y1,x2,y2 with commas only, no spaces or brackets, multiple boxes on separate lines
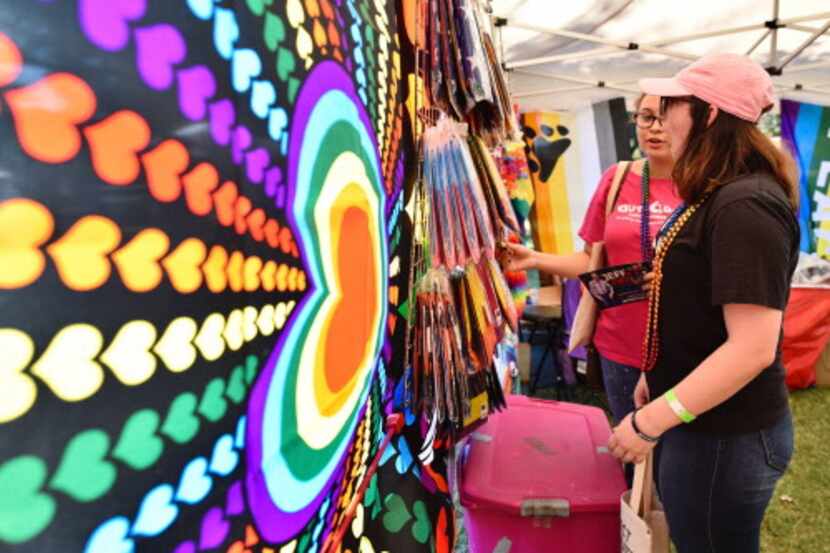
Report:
781,99,830,259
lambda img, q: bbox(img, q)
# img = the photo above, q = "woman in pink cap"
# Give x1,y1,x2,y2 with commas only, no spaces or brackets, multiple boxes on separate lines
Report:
505,94,681,435
608,53,799,553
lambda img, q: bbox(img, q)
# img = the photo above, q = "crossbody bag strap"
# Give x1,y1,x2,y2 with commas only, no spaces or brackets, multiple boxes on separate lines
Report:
605,160,632,217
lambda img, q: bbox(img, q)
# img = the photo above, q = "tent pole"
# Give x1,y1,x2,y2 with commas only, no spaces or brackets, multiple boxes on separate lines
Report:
512,84,597,99
787,23,823,33
498,7,830,101
646,23,766,46
511,46,620,65
501,9,830,71
506,44,693,70
511,69,640,94
779,11,830,26
747,29,772,55
777,60,830,74
770,0,780,68
778,19,830,70
502,20,698,67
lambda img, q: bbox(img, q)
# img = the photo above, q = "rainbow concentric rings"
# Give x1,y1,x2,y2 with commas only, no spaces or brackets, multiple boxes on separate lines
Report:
246,61,388,543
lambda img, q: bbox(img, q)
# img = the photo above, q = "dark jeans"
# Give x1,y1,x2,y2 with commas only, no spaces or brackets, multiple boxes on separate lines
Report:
598,355,641,485
598,354,640,424
655,412,794,553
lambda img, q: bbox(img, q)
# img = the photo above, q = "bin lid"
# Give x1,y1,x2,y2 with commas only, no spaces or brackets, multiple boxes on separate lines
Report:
459,395,626,516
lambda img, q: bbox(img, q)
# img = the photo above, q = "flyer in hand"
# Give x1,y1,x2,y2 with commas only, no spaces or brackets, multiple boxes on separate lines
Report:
578,261,653,310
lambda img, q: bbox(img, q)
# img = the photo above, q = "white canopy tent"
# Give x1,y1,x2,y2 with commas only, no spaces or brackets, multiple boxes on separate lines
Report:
489,0,830,112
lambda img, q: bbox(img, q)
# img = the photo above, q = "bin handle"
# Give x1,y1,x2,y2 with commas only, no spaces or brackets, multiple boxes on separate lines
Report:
520,498,571,518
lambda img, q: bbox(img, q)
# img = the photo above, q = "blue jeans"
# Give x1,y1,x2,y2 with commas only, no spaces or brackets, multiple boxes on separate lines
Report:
656,412,794,553
598,355,640,424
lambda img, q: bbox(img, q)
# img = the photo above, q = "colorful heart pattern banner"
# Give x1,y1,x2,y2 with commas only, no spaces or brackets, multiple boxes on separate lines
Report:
0,1,450,552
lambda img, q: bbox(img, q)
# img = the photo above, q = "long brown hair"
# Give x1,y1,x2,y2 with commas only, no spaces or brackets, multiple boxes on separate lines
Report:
667,97,798,209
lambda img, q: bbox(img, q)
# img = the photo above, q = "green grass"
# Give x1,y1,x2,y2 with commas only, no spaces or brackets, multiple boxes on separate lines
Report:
455,386,830,552
762,387,830,553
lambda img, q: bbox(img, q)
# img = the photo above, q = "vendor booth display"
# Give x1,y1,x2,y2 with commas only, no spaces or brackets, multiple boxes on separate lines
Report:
418,0,515,144
409,118,518,442
783,286,830,389
493,140,535,231
404,0,520,449
783,252,830,389
0,1,461,552
492,143,533,317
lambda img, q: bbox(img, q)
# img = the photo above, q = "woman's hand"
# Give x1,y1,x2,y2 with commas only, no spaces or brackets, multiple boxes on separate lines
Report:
500,242,537,272
608,412,658,464
634,373,650,409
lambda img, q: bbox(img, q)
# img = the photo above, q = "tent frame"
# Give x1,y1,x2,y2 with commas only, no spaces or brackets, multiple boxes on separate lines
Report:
495,3,830,100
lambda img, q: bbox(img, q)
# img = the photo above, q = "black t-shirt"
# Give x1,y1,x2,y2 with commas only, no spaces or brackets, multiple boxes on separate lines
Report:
646,173,800,434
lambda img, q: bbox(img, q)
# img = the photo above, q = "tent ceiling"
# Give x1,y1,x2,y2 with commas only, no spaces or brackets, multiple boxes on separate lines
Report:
490,0,830,112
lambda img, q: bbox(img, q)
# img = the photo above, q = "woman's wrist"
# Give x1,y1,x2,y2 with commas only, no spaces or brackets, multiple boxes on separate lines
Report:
630,409,660,443
636,398,677,438
530,250,541,270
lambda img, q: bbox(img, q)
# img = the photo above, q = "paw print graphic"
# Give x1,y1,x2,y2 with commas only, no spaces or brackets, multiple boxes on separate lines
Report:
523,123,572,182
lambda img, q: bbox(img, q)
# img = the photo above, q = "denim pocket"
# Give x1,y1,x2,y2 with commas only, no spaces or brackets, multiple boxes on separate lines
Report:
759,415,794,474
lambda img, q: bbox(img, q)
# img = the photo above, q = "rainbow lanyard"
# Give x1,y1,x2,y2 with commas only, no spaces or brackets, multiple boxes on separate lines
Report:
655,202,689,252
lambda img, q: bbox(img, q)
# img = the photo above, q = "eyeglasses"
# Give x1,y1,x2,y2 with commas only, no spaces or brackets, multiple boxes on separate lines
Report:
632,111,664,129
634,97,696,129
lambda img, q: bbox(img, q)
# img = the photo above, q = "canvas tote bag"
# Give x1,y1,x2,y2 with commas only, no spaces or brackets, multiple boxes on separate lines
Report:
568,161,631,353
620,452,670,553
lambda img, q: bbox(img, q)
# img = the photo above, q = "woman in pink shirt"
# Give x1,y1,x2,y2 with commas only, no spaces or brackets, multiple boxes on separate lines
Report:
506,94,682,425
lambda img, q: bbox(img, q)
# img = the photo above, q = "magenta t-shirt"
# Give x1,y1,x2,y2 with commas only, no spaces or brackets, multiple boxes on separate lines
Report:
578,164,682,368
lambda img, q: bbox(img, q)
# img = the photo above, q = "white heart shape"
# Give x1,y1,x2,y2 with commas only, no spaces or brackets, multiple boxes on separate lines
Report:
101,320,157,386
195,313,226,361
154,317,198,373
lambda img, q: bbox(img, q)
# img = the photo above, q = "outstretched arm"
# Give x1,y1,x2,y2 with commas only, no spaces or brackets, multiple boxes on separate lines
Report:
502,242,591,280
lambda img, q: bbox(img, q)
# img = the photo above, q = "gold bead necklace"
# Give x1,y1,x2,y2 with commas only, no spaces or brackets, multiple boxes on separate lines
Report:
642,194,710,372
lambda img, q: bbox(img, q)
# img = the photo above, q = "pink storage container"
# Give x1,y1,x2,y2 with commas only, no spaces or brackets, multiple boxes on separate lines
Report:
460,395,626,553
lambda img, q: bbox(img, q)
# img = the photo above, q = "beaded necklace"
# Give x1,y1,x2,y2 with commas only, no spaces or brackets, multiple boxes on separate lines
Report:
640,161,654,261
642,193,711,372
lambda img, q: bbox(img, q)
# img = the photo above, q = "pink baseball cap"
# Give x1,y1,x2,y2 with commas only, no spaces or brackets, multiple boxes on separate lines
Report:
639,53,775,123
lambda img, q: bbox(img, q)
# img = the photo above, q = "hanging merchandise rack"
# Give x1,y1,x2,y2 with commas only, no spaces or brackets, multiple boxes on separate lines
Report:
407,111,519,444
328,2,519,550
399,0,524,448
421,0,518,145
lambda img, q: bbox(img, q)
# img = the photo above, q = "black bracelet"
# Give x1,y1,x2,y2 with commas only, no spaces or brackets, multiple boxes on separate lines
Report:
631,408,660,443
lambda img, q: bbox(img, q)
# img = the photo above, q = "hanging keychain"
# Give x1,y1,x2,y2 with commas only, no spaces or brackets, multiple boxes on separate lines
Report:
487,256,519,332
426,127,458,267
450,130,496,256
472,136,520,235
457,130,497,254
438,143,470,266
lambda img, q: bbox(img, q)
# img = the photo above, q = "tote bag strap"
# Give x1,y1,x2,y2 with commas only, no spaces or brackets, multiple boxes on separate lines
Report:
629,451,656,517
605,161,632,217
584,161,630,267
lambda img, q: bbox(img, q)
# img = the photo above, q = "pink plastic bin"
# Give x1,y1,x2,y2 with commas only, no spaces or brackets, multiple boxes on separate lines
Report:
460,395,626,553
